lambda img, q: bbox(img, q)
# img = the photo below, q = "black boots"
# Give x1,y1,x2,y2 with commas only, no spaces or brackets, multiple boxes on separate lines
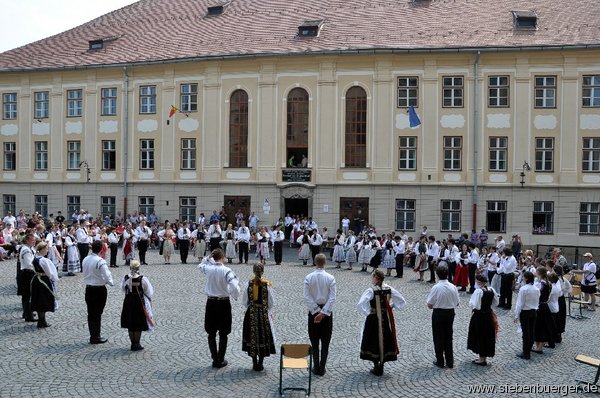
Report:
370,361,384,376
129,331,143,351
252,356,264,371
22,298,37,322
89,320,108,344
37,312,49,328
209,334,228,368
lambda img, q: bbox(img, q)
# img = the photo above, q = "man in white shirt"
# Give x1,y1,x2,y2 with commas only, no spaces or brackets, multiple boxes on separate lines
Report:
3,211,16,228
272,225,285,265
177,222,191,264
394,236,405,278
107,227,120,268
284,214,294,240
207,220,222,252
19,234,38,322
236,221,251,264
309,230,323,266
498,247,517,310
135,220,152,265
427,265,460,369
76,221,92,268
304,254,336,376
495,235,506,254
514,271,540,360
198,249,240,368
341,216,350,236
82,240,114,344
426,236,440,284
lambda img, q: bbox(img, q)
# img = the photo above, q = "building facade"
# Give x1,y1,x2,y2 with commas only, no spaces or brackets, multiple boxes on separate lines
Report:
1,0,600,246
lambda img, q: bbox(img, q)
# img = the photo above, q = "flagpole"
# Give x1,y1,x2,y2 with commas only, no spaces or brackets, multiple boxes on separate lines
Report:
472,51,481,231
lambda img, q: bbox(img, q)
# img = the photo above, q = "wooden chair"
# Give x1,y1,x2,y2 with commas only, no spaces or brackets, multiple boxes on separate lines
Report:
279,344,312,397
568,285,591,320
575,354,600,388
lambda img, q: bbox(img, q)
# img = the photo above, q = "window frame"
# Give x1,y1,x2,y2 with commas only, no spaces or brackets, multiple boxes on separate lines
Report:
229,89,249,168
181,138,196,170
3,92,17,120
101,87,117,116
180,83,198,113
534,76,557,109
395,199,416,231
34,195,48,218
488,76,510,108
34,141,48,171
486,201,507,233
67,195,81,218
582,75,600,108
34,91,49,119
344,86,368,168
3,142,16,171
440,200,461,232
398,136,417,170
66,140,81,170
489,136,508,172
583,137,600,172
532,201,554,235
100,196,116,219
179,196,197,222
139,139,155,170
443,136,462,171
442,76,464,108
397,77,419,108
286,87,310,167
102,140,116,171
66,89,83,117
139,196,155,217
139,85,157,114
535,137,554,172
3,194,16,216
579,202,600,235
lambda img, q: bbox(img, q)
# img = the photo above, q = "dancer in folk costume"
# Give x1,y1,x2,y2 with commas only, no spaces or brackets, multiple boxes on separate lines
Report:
381,241,396,277
256,227,270,264
357,235,372,272
162,224,175,264
467,274,499,366
120,260,154,351
64,228,81,275
242,263,277,371
357,269,406,376
344,231,357,270
192,224,207,260
30,242,59,328
332,229,346,268
297,231,311,265
453,244,470,291
224,224,237,263
122,225,135,266
412,236,428,281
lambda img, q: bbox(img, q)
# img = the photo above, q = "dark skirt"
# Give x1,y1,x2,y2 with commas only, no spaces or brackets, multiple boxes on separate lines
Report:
370,251,381,268
120,293,149,331
242,304,276,358
534,302,556,342
467,310,496,357
454,265,469,287
556,296,566,334
581,284,597,294
30,275,55,312
360,312,398,363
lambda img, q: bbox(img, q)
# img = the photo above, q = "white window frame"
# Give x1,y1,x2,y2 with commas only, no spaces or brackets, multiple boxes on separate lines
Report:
181,138,196,170
101,87,117,116
442,76,463,108
67,195,80,217
34,195,48,218
180,83,198,113
583,137,600,172
102,140,116,170
179,196,196,222
3,194,16,216
398,136,417,170
35,141,48,170
34,91,49,119
535,76,556,108
582,75,600,108
440,200,461,232
488,76,509,107
3,93,17,119
395,199,416,231
67,89,83,117
532,201,554,234
486,201,507,233
580,202,600,235
101,196,116,219
489,137,508,172
139,196,154,217
67,141,81,170
139,85,157,114
397,77,418,108
443,136,462,170
140,139,154,170
3,142,16,170
535,137,554,172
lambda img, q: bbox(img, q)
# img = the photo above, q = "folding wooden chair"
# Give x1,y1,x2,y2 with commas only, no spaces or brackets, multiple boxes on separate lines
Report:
279,344,312,397
568,285,591,320
575,354,600,388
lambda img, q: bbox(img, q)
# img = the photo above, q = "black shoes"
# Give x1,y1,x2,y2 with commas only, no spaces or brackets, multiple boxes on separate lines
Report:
433,361,444,369
90,337,108,344
212,360,228,368
517,353,530,360
131,344,144,351
37,322,50,328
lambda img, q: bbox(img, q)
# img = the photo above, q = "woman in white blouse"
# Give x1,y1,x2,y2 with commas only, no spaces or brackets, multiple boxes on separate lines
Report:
467,274,499,366
581,253,597,311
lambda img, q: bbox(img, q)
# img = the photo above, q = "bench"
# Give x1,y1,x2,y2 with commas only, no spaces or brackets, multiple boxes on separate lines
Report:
575,354,600,387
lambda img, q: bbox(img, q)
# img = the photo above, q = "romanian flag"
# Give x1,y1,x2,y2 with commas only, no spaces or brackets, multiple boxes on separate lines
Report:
169,105,178,118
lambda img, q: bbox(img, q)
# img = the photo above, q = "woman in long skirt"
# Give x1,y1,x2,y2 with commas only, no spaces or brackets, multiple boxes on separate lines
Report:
225,224,237,263
30,242,58,328
532,267,556,353
64,232,80,275
120,260,154,351
554,265,570,343
357,269,406,376
332,230,346,268
256,227,270,264
467,274,499,365
357,236,372,272
381,241,396,277
242,263,276,371
345,232,357,270
192,225,206,260
454,244,470,290
297,232,311,265
162,225,174,264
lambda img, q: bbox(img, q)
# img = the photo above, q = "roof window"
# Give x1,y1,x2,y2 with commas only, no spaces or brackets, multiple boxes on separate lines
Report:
298,20,323,37
89,39,104,50
207,2,229,16
512,11,537,29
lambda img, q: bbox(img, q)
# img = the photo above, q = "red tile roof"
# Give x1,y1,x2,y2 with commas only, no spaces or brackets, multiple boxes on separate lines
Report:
1,0,600,71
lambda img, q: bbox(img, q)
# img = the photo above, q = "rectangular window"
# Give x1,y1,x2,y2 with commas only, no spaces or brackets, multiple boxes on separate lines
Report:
34,91,49,119
442,76,463,108
3,194,16,216
489,137,508,172
139,196,154,217
34,195,48,218
532,201,554,234
397,77,418,108
179,196,196,222
67,141,81,170
580,202,600,235
398,136,417,170
66,89,83,117
181,138,196,170
102,140,116,170
139,85,157,114
180,83,198,113
582,75,600,108
101,87,117,116
535,76,556,108
3,93,17,119
488,76,509,107
443,136,462,170
35,141,48,170
101,196,116,219
395,199,416,231
67,195,80,218
535,138,554,172
486,201,507,233
440,200,461,232
583,137,600,172
140,139,154,170
3,142,16,170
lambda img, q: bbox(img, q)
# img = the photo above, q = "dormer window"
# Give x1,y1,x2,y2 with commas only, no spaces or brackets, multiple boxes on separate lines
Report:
298,20,323,37
89,39,104,50
207,2,228,16
512,11,537,29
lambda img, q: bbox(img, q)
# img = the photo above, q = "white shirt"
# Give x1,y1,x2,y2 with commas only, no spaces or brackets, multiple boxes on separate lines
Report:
486,252,499,272
303,268,336,316
394,240,405,254
82,253,114,287
121,273,154,300
341,218,350,228
3,215,16,228
35,256,59,284
108,232,119,244
498,255,517,274
357,284,406,316
135,225,151,240
207,224,222,238
236,226,251,243
177,227,191,240
273,230,284,242
468,287,499,310
76,227,91,244
427,242,439,260
426,280,459,309
583,261,597,285
309,233,323,246
198,257,240,299
548,282,561,313
514,283,540,320
496,239,506,253
20,245,36,271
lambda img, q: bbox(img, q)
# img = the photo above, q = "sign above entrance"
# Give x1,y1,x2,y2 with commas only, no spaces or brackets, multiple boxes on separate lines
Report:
282,169,311,182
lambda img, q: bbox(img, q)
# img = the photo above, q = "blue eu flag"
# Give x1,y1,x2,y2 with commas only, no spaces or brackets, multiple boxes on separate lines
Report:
408,105,421,128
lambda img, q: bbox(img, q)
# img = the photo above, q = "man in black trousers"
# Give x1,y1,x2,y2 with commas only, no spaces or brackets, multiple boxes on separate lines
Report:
303,254,336,376
82,240,113,344
236,221,250,264
272,225,284,264
426,265,459,369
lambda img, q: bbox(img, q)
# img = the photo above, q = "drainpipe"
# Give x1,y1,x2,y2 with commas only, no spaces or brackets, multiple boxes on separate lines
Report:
472,51,480,231
123,66,129,218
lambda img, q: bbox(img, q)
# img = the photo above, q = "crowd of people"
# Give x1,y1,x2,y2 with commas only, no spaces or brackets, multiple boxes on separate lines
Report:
3,207,598,374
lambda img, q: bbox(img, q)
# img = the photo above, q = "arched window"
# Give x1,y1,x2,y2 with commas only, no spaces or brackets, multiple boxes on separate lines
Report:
345,86,367,168
229,90,248,168
286,88,309,168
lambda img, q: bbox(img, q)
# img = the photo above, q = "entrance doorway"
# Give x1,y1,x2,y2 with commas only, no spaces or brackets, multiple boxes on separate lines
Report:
285,198,309,218
340,197,369,234
224,195,251,226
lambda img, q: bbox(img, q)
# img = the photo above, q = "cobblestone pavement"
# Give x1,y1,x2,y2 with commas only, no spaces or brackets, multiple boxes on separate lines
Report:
0,246,598,398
